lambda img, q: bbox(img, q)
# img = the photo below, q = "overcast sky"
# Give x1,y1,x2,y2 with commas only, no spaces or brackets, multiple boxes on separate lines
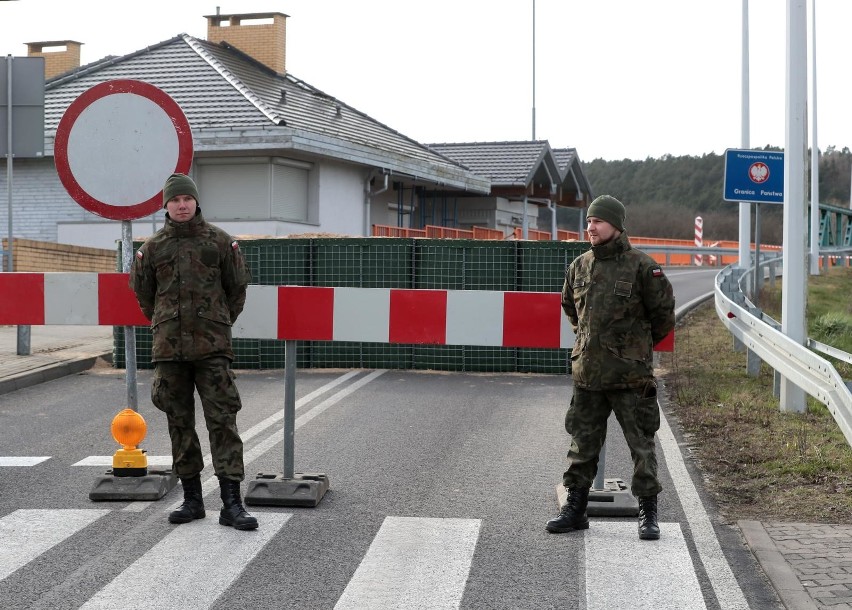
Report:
2,0,849,162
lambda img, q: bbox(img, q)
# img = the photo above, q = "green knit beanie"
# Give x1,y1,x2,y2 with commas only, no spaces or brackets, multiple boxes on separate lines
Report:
586,195,625,231
162,173,199,208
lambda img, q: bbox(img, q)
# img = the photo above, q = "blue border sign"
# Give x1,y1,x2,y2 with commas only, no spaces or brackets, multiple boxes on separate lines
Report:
723,148,784,204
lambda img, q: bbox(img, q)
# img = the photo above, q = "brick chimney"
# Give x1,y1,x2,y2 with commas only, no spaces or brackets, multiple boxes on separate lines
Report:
25,40,82,79
205,11,289,74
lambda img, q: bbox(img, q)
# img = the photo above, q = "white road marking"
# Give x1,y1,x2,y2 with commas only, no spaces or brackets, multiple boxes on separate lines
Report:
293,369,387,429
0,456,51,466
658,410,750,609
334,516,481,610
0,509,110,581
240,369,363,440
585,522,706,609
72,455,173,466
80,512,291,609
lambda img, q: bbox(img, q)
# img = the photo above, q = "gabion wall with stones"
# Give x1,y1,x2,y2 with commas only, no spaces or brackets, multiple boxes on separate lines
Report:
113,237,587,374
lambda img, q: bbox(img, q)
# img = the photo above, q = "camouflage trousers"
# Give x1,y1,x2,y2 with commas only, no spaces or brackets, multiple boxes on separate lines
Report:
151,357,245,481
561,383,662,497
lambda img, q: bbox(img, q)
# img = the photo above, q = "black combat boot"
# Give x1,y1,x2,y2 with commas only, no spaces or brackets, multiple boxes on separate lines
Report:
168,475,206,524
218,478,259,531
546,487,590,533
638,495,660,540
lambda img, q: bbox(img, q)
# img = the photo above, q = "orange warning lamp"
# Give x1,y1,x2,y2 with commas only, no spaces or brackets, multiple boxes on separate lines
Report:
110,408,149,477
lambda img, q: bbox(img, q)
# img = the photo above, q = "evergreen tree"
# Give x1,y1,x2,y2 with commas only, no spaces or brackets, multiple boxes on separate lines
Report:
579,146,852,245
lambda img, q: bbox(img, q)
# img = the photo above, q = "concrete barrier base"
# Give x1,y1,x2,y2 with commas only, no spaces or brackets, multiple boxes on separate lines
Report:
89,469,178,501
245,472,330,507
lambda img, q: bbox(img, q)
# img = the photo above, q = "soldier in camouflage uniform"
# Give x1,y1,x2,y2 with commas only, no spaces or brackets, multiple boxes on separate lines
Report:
130,173,258,531
546,195,675,540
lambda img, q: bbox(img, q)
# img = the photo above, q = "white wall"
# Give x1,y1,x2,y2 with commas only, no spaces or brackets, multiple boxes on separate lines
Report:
316,160,367,235
1,158,96,244
6,156,372,249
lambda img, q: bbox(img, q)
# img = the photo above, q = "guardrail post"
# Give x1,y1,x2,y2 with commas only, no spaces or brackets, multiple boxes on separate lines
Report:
746,349,761,376
743,306,763,375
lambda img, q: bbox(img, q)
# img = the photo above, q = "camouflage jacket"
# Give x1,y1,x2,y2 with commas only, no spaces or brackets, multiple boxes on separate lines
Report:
561,231,675,390
129,210,251,362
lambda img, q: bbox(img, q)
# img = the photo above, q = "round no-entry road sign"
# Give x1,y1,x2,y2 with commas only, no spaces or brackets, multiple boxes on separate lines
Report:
55,79,193,220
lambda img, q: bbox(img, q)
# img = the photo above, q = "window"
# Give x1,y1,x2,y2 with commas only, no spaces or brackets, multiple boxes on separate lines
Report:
196,157,312,221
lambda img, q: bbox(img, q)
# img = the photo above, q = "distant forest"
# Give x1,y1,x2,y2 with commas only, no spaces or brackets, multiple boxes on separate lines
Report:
557,145,852,246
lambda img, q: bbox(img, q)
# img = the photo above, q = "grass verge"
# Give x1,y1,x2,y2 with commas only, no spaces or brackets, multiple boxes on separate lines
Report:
658,266,852,523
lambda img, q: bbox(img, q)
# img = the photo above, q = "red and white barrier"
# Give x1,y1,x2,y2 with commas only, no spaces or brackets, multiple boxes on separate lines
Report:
0,273,673,351
694,216,703,266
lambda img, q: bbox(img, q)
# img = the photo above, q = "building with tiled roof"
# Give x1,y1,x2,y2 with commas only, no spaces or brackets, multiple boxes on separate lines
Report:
4,11,593,249
429,141,592,236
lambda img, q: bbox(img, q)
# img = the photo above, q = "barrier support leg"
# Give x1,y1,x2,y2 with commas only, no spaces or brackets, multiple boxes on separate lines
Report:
245,339,329,507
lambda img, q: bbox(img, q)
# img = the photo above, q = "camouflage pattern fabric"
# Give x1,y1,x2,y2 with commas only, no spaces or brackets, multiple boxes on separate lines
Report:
129,210,251,362
131,209,250,482
561,231,675,391
151,357,245,481
562,385,662,497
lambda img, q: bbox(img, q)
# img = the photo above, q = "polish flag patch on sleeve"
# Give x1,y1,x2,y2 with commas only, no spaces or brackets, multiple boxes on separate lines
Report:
651,267,663,277
231,241,240,251
135,249,144,259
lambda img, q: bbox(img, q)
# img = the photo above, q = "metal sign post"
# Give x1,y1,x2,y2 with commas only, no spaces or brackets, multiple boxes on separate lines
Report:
121,220,138,411
1,54,45,356
4,56,11,275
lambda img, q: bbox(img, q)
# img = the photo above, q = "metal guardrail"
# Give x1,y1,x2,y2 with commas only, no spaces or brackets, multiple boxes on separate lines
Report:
714,258,852,448
637,245,736,267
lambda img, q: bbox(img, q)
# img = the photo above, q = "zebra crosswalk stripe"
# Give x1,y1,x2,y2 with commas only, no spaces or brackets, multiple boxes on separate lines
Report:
79,513,292,609
72,455,173,466
585,522,706,610
334,516,481,610
0,457,50,466
0,508,728,608
0,509,109,581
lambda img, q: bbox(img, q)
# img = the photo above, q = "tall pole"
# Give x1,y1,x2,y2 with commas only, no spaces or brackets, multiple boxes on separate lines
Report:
531,0,536,140
809,0,820,275
781,0,808,413
5,55,12,274
739,0,752,270
529,0,535,241
6,55,30,355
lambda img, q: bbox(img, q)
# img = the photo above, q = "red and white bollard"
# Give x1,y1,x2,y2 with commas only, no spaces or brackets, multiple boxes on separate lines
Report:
694,216,703,266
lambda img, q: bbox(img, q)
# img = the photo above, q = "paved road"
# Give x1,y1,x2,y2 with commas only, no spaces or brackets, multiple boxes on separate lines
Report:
0,364,779,609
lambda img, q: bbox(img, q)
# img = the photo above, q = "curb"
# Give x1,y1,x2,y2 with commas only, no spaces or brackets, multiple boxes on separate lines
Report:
675,291,714,323
738,520,819,610
0,351,112,396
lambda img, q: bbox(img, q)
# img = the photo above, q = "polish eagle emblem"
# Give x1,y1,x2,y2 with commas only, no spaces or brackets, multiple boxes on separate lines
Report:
748,162,769,184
